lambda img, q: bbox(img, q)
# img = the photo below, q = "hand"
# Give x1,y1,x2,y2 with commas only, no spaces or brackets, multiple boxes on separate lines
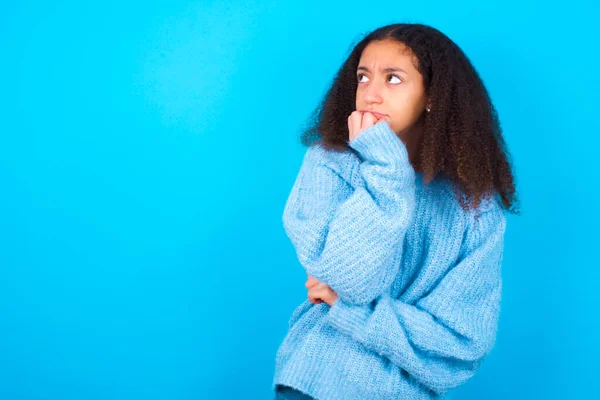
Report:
348,111,391,142
305,275,339,307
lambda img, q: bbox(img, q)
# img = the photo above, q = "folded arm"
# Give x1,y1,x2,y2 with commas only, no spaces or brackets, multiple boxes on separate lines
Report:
325,205,507,395
282,122,417,305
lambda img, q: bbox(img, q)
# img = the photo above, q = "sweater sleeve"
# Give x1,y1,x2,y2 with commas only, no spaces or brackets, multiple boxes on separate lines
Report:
324,205,507,395
282,121,416,306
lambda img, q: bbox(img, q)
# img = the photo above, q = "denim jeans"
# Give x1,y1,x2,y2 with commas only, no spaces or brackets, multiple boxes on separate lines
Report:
274,384,315,400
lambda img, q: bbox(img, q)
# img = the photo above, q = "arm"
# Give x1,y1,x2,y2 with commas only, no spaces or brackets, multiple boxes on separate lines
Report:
325,205,507,395
282,121,416,305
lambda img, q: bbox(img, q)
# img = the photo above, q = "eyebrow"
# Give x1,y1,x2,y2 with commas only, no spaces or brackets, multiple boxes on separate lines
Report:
357,66,408,74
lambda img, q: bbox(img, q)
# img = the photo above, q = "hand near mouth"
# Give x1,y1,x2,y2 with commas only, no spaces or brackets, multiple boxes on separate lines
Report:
348,111,391,142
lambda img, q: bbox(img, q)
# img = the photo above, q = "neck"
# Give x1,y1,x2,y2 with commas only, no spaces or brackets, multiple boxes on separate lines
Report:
398,120,424,173
406,137,423,173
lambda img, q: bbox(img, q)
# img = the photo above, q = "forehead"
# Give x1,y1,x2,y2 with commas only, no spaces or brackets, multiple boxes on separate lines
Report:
358,39,418,72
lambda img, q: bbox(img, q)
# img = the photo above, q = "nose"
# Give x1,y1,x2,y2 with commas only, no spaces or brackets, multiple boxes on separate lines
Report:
362,80,383,104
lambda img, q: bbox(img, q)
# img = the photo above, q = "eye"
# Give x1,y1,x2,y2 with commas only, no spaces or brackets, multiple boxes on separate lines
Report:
357,73,403,84
388,74,402,84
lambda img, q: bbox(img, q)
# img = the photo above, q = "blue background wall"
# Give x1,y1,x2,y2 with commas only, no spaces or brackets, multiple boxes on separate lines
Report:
1,1,598,399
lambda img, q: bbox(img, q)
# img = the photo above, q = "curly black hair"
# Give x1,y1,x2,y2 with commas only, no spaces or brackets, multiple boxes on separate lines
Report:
299,23,520,215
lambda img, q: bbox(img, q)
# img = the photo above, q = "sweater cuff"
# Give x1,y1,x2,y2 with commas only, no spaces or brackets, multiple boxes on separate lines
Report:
326,298,371,334
347,121,409,166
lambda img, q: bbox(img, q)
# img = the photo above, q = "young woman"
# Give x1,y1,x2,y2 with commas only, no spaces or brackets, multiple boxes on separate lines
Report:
272,23,520,400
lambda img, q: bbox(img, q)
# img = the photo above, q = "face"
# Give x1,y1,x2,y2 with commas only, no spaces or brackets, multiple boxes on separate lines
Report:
355,39,429,140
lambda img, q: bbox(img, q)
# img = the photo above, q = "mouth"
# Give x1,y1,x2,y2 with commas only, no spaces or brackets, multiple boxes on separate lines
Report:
362,110,387,119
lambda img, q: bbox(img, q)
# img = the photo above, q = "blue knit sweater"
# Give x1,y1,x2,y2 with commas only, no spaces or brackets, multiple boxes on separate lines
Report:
272,121,507,400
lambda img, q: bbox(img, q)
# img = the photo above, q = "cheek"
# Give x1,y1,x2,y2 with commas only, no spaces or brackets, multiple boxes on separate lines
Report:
355,93,362,110
387,111,418,135
391,95,425,122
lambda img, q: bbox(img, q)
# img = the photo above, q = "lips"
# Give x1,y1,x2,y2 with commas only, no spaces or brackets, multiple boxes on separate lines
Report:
362,110,387,119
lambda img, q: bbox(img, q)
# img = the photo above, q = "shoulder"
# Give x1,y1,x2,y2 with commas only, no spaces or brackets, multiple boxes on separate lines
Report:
424,178,506,248
433,176,506,226
468,195,506,228
461,196,507,254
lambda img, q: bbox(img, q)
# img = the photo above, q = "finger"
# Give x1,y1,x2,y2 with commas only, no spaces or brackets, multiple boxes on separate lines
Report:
361,112,377,131
350,111,362,127
305,276,319,289
309,284,330,300
319,290,337,306
352,111,364,139
376,115,391,125
308,285,324,298
308,288,324,304
348,111,360,141
347,116,352,141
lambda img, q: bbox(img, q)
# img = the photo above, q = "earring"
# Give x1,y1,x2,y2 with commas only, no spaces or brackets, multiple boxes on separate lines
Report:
426,108,431,112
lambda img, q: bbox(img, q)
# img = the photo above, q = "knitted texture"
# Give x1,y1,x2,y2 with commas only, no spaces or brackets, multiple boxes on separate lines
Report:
272,121,507,400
